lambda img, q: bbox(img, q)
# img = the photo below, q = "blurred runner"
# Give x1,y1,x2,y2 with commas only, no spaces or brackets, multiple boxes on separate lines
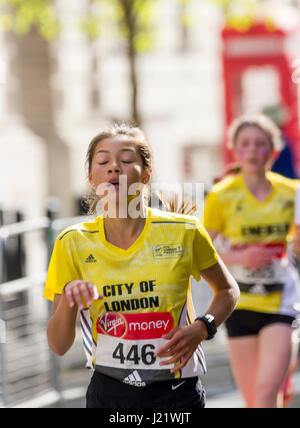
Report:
204,114,300,408
284,184,300,407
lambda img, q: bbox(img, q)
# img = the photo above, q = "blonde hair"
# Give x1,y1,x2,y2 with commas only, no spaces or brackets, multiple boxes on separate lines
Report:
157,191,198,216
227,114,283,152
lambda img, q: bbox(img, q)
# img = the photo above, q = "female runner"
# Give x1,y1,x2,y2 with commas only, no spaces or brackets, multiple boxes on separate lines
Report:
204,114,300,408
44,123,239,408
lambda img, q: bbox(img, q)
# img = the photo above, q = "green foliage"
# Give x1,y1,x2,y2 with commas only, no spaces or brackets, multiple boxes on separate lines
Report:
177,0,195,29
206,0,261,31
80,14,102,40
0,0,60,40
207,0,299,31
90,0,157,52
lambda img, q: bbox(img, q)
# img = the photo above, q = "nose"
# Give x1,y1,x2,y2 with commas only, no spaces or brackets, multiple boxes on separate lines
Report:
108,157,121,173
247,142,258,153
108,166,120,173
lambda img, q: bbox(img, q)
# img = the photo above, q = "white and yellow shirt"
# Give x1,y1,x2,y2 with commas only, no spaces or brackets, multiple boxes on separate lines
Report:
44,207,219,385
204,171,300,316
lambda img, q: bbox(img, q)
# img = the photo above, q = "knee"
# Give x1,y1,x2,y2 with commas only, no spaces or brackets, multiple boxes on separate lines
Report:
254,382,278,408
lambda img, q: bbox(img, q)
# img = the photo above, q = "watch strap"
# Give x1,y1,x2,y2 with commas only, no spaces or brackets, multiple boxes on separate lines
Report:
195,314,217,340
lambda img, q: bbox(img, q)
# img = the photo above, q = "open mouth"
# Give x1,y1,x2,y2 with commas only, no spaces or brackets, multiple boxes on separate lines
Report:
108,179,120,188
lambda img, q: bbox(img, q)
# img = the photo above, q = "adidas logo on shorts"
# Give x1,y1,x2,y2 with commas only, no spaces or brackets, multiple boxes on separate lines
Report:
123,370,146,387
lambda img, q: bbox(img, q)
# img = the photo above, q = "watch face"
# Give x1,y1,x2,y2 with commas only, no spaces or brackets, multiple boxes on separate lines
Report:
204,314,217,338
195,315,217,339
205,314,215,324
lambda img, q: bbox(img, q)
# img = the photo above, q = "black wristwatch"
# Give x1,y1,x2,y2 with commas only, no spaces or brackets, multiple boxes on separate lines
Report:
195,314,217,340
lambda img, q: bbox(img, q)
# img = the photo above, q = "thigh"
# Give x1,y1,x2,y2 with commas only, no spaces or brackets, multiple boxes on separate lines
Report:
256,323,293,392
227,335,259,408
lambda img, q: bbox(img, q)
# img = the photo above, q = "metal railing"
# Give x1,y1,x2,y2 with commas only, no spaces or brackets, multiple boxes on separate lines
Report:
0,212,89,407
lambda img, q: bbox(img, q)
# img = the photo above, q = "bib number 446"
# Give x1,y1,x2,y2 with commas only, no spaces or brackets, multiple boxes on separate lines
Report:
112,343,156,366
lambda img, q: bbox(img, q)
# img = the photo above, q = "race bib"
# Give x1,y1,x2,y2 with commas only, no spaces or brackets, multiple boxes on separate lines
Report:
229,243,288,285
95,312,174,371
230,257,288,285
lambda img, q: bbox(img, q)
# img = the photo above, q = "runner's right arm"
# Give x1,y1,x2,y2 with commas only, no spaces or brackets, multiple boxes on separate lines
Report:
47,281,101,356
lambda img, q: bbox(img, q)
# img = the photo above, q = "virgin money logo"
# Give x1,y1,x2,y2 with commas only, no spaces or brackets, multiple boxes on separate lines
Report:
97,313,127,338
97,312,173,340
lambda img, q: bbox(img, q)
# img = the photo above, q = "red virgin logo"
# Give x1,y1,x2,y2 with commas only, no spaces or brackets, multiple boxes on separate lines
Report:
97,312,173,340
97,313,127,338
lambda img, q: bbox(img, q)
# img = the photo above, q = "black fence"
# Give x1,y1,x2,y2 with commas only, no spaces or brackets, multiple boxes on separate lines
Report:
0,209,26,284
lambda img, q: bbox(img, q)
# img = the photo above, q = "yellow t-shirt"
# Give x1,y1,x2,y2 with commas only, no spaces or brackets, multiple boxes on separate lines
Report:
204,171,300,316
44,207,219,384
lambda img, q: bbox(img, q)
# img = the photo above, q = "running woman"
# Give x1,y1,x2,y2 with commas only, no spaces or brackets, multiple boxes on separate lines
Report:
204,114,300,408
44,123,239,409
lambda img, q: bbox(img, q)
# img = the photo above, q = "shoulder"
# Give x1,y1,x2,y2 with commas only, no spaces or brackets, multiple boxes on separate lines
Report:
149,207,198,227
209,174,242,195
206,174,242,205
57,217,100,243
267,171,300,194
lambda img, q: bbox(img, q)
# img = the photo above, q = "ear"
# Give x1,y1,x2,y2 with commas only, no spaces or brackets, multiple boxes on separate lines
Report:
88,173,95,189
271,150,280,161
142,168,152,184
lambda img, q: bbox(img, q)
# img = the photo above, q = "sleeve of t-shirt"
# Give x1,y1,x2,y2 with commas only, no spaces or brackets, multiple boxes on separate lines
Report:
43,235,81,301
191,219,219,282
203,191,225,233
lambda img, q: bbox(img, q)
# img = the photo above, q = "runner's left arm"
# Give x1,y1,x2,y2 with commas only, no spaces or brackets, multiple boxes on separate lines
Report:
156,259,239,372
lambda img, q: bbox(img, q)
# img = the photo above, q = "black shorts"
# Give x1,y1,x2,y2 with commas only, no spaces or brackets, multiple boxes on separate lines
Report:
225,310,295,338
86,371,205,408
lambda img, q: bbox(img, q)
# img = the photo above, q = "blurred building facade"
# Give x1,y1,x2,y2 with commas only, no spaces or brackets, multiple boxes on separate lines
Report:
0,0,300,221
0,0,225,221
1,0,300,407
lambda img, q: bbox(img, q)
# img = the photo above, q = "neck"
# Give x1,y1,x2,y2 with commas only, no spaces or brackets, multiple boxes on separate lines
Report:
103,202,147,237
242,170,272,200
242,170,268,190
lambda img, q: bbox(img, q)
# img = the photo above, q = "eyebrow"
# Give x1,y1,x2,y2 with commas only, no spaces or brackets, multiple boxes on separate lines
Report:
96,148,135,154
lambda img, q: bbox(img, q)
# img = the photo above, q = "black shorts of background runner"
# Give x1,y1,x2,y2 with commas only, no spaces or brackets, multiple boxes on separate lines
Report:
225,309,295,338
86,371,206,408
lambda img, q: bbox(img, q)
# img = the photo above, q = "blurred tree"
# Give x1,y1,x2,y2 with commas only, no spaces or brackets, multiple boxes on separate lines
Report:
177,0,195,52
0,0,74,216
0,0,59,39
1,0,204,127
87,0,158,126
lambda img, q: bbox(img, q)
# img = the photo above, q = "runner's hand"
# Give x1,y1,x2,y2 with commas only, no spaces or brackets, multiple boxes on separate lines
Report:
239,245,282,269
63,280,102,310
155,323,207,373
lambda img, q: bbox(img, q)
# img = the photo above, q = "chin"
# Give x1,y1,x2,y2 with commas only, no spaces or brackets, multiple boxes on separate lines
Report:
243,163,266,173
